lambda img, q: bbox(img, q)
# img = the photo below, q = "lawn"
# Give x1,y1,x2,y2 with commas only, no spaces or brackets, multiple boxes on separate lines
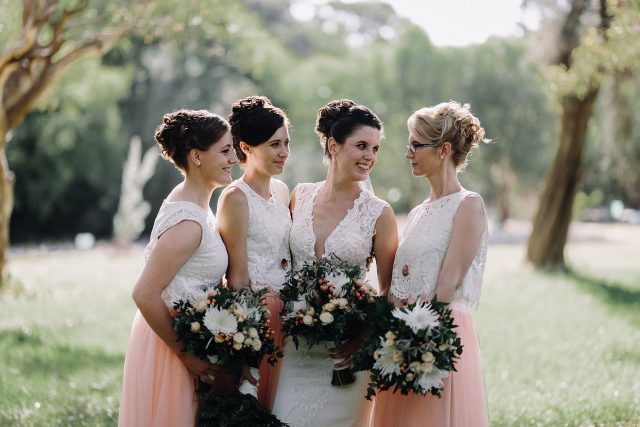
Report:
1,222,639,426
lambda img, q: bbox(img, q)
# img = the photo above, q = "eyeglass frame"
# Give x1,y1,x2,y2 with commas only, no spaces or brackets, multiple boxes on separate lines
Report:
406,140,442,153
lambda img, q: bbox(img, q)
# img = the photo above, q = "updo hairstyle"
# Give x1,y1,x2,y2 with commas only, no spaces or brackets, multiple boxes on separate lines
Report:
154,109,230,171
315,99,383,158
228,96,289,163
408,101,490,170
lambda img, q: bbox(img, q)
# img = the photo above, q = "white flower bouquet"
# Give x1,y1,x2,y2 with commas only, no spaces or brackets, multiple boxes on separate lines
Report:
280,254,377,386
170,286,286,426
356,298,463,399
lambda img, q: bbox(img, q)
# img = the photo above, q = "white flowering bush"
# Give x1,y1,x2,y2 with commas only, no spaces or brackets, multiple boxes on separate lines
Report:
356,298,463,399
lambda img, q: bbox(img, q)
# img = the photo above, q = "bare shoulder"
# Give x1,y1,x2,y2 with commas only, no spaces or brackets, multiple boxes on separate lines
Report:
455,193,486,225
218,185,248,210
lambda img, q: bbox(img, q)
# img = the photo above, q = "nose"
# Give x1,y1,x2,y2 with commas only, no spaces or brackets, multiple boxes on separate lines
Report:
230,150,239,164
280,144,289,158
405,147,413,159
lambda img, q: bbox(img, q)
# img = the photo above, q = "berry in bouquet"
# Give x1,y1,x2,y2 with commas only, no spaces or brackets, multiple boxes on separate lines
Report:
280,253,378,386
170,286,286,426
356,297,463,400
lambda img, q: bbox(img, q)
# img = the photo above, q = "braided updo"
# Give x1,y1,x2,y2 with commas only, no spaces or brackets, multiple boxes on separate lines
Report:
408,101,491,170
315,99,383,158
228,96,289,163
154,109,229,171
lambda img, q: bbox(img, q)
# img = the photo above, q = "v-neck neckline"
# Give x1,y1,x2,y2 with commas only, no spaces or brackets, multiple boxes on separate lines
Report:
309,181,365,259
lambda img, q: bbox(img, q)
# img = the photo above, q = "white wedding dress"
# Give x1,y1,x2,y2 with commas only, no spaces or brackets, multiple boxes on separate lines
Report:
272,181,389,427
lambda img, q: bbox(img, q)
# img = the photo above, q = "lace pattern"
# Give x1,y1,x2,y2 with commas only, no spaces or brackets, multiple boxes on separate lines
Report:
144,200,228,307
228,178,292,293
289,181,388,273
390,190,487,307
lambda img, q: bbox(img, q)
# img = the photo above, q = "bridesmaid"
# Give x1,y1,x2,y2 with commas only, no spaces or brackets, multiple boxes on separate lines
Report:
118,110,239,426
372,101,490,427
216,95,292,410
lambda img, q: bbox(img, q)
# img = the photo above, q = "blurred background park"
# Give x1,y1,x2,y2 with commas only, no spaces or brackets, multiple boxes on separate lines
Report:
1,0,639,425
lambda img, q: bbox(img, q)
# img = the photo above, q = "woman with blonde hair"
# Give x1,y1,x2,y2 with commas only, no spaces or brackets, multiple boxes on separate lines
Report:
372,101,490,427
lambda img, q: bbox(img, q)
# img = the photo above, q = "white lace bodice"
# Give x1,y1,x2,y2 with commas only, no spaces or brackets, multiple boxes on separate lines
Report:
227,177,292,293
390,189,488,307
289,181,388,273
144,200,228,307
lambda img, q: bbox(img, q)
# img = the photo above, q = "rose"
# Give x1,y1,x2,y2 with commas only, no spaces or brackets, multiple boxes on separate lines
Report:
421,362,433,373
233,332,245,344
233,341,243,350
337,298,348,309
405,373,414,381
194,300,209,313
384,331,396,340
252,339,262,351
303,315,314,326
421,352,435,363
214,333,225,343
248,327,259,338
244,337,253,346
319,311,334,325
190,321,201,332
322,302,335,312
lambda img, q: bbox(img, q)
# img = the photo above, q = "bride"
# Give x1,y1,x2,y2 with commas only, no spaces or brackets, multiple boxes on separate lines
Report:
272,99,398,427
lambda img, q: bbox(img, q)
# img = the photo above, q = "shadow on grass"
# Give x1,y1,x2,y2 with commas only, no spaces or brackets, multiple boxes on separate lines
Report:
564,269,640,326
0,328,124,379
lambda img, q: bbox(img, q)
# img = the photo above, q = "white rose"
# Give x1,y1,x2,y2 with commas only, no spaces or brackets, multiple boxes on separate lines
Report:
422,352,435,363
322,303,335,312
319,311,334,325
233,341,243,350
244,337,253,346
409,361,422,372
306,307,315,316
194,300,208,313
252,339,262,351
421,362,433,373
405,373,414,381
303,315,314,326
337,298,348,309
384,331,396,340
190,321,201,332
248,327,259,338
233,332,245,343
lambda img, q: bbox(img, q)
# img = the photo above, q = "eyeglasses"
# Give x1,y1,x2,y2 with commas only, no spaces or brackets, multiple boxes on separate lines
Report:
406,141,440,153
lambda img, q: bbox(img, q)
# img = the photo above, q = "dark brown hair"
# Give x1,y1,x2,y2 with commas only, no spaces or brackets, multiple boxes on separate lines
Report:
228,96,289,163
154,109,230,171
315,99,383,158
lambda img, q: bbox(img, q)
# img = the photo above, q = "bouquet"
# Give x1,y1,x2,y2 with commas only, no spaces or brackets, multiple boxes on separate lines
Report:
356,297,463,400
171,286,286,426
280,254,377,386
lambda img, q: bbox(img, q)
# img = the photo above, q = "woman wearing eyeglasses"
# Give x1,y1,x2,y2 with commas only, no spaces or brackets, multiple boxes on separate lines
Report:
371,101,491,427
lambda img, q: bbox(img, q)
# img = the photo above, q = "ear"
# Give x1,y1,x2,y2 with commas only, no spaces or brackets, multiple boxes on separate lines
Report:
189,149,201,167
327,137,338,156
441,141,452,159
239,141,251,156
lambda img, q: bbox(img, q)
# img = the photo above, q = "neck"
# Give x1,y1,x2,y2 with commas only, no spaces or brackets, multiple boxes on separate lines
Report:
176,175,216,209
242,168,272,198
425,166,461,200
324,166,361,199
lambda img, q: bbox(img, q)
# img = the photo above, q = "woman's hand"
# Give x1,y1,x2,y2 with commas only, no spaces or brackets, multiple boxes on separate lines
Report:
328,330,373,369
179,353,224,384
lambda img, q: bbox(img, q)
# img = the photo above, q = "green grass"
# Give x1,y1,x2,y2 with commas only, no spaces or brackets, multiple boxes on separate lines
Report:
1,224,640,426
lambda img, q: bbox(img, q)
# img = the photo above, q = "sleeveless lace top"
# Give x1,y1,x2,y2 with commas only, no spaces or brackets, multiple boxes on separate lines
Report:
289,181,389,273
390,189,488,307
227,177,292,293
144,200,228,307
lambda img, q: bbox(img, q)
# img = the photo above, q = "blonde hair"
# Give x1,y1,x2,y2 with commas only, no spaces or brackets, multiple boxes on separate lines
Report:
408,101,490,170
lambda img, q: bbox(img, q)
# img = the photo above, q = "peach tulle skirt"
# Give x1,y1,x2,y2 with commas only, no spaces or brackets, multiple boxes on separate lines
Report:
257,293,284,411
371,301,489,427
118,311,197,427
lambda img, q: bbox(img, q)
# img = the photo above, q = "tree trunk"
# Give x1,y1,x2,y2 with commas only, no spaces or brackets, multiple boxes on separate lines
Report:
526,88,599,268
0,131,14,283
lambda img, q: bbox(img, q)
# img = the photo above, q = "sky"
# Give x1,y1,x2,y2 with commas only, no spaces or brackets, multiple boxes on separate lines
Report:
291,0,540,47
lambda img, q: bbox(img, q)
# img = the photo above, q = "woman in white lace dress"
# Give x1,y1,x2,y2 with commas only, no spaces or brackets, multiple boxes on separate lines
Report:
272,99,399,427
217,96,292,410
372,101,490,427
118,110,238,426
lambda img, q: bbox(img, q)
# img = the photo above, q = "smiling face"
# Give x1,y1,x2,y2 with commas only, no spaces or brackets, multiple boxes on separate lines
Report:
242,125,290,177
195,130,238,187
329,125,381,182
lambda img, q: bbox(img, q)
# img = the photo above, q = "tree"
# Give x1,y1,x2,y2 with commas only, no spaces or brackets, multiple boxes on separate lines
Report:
526,0,640,269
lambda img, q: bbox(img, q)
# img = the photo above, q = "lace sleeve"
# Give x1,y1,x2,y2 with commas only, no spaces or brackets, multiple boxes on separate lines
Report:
155,204,207,246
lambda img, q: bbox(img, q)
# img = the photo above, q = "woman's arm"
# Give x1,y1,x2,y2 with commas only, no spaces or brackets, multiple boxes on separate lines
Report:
373,206,399,297
217,187,251,290
434,195,486,302
132,220,221,382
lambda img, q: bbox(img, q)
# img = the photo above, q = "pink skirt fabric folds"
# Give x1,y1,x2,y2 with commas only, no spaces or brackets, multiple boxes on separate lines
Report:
371,301,489,427
118,310,197,427
257,293,284,411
